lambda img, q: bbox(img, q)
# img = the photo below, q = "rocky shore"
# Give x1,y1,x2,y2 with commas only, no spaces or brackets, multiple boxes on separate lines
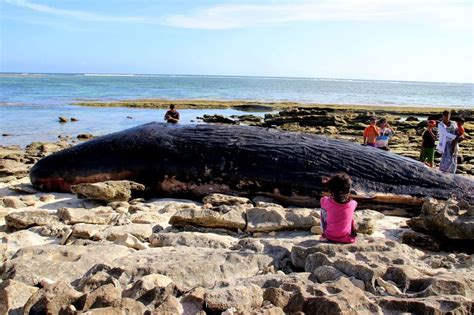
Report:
0,140,473,314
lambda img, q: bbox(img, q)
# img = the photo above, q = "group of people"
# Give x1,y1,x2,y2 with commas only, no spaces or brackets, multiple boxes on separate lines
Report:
362,110,466,174
318,111,467,245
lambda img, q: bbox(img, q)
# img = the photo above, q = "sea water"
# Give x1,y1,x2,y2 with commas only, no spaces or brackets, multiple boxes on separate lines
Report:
1,73,473,146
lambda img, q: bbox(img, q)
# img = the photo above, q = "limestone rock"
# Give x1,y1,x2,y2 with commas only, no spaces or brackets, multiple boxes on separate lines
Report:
354,209,385,235
153,295,182,314
378,296,473,314
2,244,134,286
76,271,121,294
407,199,474,240
58,207,116,225
301,277,381,314
77,298,147,314
101,223,153,242
0,159,29,177
5,210,59,229
401,230,440,251
114,233,148,250
1,230,56,259
23,281,82,315
311,225,322,235
170,205,247,230
77,284,122,311
247,206,319,232
72,223,107,239
70,180,145,202
93,246,273,291
2,196,26,209
202,193,251,206
204,284,263,313
150,231,238,249
313,265,344,283
0,280,39,315
129,212,168,225
122,274,174,305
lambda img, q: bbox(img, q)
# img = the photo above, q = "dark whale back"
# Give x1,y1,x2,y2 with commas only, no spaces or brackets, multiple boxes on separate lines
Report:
30,122,474,202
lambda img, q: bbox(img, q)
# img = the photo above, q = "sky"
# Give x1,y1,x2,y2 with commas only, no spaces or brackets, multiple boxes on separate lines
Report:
0,0,473,83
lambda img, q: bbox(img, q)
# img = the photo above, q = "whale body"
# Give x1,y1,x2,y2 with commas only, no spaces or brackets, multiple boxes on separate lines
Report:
30,122,474,205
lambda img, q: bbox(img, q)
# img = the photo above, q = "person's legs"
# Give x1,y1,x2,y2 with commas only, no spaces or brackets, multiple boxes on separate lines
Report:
426,147,435,168
320,208,327,239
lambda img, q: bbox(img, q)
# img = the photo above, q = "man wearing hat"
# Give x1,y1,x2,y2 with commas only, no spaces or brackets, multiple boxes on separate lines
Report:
420,120,437,167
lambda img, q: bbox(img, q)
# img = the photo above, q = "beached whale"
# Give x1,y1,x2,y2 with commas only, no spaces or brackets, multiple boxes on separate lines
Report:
30,122,473,206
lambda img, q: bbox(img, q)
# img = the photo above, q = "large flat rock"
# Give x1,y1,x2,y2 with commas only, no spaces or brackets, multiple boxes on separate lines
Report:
1,244,134,286
100,246,274,291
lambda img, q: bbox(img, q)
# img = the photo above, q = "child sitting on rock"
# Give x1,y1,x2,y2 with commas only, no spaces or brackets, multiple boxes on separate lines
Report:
320,173,357,243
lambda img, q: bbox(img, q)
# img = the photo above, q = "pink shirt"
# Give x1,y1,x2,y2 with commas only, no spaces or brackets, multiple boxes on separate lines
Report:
321,196,357,243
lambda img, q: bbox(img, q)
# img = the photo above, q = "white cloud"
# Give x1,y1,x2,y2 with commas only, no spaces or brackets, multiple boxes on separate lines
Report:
163,0,473,29
4,0,145,22
3,0,472,29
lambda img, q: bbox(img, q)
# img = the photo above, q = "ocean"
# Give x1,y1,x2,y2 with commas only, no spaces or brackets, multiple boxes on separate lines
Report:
1,73,473,146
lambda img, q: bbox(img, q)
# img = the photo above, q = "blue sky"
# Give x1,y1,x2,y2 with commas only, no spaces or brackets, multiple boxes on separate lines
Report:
1,0,473,83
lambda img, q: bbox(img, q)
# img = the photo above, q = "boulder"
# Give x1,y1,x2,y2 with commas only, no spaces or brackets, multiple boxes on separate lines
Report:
378,296,474,314
5,210,60,229
313,265,344,283
1,244,134,286
354,209,385,235
153,295,182,314
70,180,145,202
72,223,107,239
77,133,95,140
407,199,474,240
76,298,147,314
122,274,175,307
202,193,251,206
0,159,29,177
2,197,26,209
301,277,381,314
92,246,273,291
114,233,149,250
23,281,82,314
150,231,238,249
101,223,153,242
76,283,122,311
170,205,247,230
247,206,319,232
204,284,263,313
0,280,39,315
58,207,116,225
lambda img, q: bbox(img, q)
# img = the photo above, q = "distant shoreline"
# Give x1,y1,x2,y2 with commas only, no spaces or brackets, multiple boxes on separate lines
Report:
73,98,473,115
2,72,473,85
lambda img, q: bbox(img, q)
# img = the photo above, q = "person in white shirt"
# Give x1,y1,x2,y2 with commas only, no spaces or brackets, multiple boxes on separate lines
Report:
437,110,458,173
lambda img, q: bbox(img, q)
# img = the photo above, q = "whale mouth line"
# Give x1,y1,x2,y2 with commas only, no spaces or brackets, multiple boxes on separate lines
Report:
32,171,137,192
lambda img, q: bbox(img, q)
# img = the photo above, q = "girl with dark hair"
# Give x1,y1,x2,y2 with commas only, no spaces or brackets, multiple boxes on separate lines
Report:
320,173,357,243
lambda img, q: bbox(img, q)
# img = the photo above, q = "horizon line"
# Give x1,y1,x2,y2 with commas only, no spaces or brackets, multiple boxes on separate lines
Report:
0,71,473,85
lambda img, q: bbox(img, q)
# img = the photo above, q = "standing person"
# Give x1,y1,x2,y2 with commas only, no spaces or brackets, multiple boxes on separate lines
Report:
419,120,437,167
363,117,379,147
320,173,357,243
375,118,395,151
437,110,458,173
450,117,466,155
164,104,180,123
